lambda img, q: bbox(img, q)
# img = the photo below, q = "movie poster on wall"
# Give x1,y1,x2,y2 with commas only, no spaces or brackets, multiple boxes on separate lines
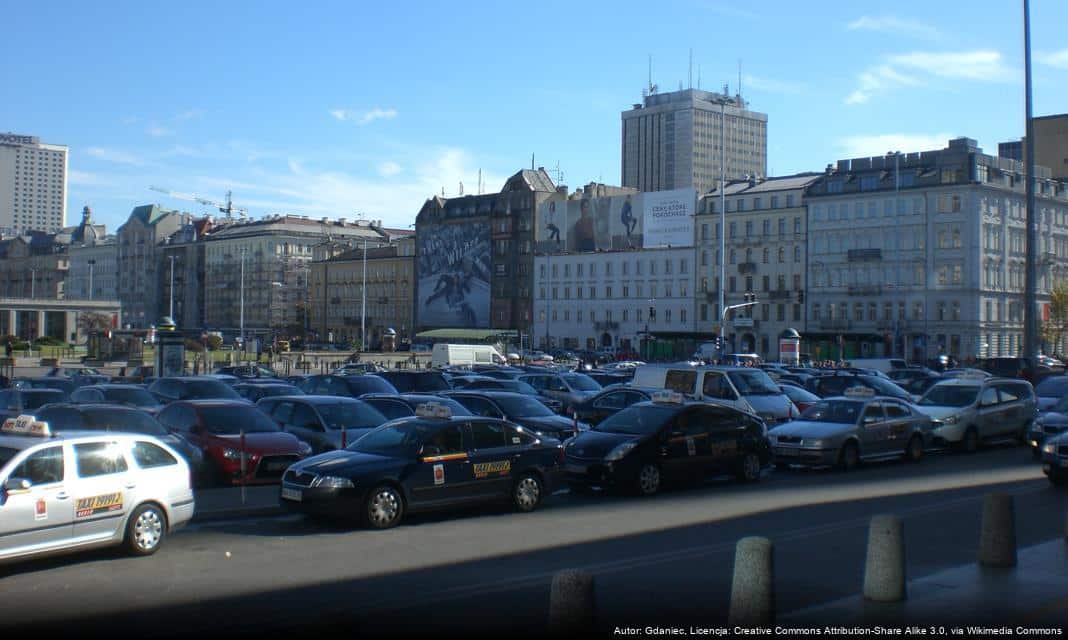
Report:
642,188,696,248
416,220,491,328
535,192,646,253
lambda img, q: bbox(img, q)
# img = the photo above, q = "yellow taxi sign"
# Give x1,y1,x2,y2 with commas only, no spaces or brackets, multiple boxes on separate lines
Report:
843,386,875,398
1,415,52,437
415,402,452,419
650,391,685,404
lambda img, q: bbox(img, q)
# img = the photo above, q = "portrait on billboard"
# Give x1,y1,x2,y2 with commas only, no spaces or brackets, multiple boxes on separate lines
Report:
417,221,490,328
535,191,654,253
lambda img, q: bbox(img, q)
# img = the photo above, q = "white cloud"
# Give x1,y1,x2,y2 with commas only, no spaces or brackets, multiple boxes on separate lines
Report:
836,133,956,159
68,170,117,187
329,107,398,125
378,161,402,177
174,109,205,121
147,123,173,137
846,50,1014,105
1037,49,1068,70
742,74,805,95
85,147,146,166
847,16,941,41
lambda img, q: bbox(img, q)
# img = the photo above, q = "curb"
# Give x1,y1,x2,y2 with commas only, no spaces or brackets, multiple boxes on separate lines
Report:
191,505,285,524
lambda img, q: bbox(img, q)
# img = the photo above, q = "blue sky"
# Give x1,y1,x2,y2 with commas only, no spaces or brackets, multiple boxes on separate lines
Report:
2,0,1066,231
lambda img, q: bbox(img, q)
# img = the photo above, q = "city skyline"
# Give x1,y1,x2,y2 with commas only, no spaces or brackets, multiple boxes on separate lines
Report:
2,1,1067,232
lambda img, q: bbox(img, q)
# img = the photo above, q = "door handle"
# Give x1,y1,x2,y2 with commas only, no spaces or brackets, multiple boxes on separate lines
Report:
124,482,137,489
55,492,69,500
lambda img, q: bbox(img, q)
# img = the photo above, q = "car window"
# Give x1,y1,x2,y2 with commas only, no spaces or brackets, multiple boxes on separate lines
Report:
593,392,628,410
702,372,736,399
884,403,911,420
697,405,741,432
131,441,178,468
82,409,168,436
463,397,503,418
316,402,387,430
996,385,1020,403
980,387,999,407
504,424,537,446
22,390,65,410
10,446,64,485
290,404,323,431
424,425,465,455
801,400,863,424
198,406,280,434
71,389,102,403
366,399,413,421
671,409,708,437
665,370,697,394
36,407,87,431
1035,376,1068,396
862,403,885,425
469,421,508,449
74,441,129,477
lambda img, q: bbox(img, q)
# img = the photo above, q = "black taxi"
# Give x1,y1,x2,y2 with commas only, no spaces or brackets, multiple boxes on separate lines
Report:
564,391,771,496
279,403,566,528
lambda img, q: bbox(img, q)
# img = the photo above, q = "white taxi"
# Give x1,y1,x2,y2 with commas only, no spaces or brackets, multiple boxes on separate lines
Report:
0,415,195,563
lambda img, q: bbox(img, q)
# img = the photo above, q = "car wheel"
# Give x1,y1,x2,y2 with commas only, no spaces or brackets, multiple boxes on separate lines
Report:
735,451,763,482
363,485,404,529
513,473,543,512
634,462,661,496
837,441,860,471
1048,470,1067,487
961,427,979,454
124,503,167,557
905,435,924,462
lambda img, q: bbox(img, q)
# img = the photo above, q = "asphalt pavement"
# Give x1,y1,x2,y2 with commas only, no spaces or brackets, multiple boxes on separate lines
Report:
1,444,1065,637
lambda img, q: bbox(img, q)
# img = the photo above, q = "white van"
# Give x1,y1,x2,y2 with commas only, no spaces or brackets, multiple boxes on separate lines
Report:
632,364,798,425
844,358,908,373
431,343,507,368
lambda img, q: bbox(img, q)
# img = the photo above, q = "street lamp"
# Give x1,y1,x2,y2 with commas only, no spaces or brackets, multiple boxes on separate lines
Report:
168,255,177,320
714,94,729,355
87,259,95,301
888,149,903,358
239,247,247,359
720,298,759,357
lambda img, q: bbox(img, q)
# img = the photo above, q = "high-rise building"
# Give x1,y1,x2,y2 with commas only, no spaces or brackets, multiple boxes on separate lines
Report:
0,132,68,233
999,114,1068,180
621,88,767,194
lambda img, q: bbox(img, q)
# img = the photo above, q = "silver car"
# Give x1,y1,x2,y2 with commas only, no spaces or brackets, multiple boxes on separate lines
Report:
0,415,194,564
914,376,1036,452
768,389,933,470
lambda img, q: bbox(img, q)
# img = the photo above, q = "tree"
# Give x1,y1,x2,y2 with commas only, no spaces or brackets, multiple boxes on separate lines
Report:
205,334,223,351
77,312,112,335
1044,280,1068,355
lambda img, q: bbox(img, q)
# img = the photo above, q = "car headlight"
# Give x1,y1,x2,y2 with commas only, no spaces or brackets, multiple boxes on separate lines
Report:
805,439,825,449
312,475,354,489
605,441,637,462
222,448,248,460
1043,442,1057,455
941,414,960,425
297,442,312,457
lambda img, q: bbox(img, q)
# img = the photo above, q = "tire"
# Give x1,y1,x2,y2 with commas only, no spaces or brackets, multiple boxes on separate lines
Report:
961,427,979,454
124,503,167,557
634,462,662,496
904,435,924,462
363,485,404,529
513,473,543,513
837,441,860,471
735,451,763,482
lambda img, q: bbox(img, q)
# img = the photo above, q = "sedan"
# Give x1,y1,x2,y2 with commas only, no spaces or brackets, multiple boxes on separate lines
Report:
234,382,305,403
69,384,164,415
1033,375,1068,413
442,391,581,441
360,394,473,421
570,388,653,427
257,396,389,453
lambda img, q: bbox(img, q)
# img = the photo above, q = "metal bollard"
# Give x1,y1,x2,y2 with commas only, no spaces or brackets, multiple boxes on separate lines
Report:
548,569,595,635
863,514,907,602
978,493,1017,568
728,536,775,626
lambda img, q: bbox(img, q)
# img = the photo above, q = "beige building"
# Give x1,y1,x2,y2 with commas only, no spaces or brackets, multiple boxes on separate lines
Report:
308,235,415,348
999,114,1068,181
0,132,68,234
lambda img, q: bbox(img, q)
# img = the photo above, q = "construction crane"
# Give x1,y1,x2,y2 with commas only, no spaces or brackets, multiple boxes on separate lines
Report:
148,185,249,218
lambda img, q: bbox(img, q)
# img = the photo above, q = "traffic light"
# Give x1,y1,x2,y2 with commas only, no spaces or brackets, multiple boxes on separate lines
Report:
743,292,756,303
797,289,805,304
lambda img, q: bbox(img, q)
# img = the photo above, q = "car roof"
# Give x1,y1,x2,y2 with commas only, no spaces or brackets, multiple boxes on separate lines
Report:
39,402,146,412
261,394,363,404
0,430,153,452
172,399,257,407
78,384,148,390
444,390,527,400
235,380,297,387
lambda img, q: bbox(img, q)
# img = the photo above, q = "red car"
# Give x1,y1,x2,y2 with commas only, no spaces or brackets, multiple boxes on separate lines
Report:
157,399,311,486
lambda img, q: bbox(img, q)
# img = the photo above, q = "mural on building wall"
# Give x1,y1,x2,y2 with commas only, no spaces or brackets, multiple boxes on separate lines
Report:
534,188,695,253
416,220,490,328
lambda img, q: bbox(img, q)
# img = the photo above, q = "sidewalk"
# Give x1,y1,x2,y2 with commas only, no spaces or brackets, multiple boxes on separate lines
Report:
191,485,284,522
781,538,1068,627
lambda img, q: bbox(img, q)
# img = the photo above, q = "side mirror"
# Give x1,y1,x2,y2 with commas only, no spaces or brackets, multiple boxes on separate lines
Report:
4,477,31,492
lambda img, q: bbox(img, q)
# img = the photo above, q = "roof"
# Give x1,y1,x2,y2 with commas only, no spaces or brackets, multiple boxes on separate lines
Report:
415,329,518,339
703,173,822,197
505,168,556,193
0,430,144,451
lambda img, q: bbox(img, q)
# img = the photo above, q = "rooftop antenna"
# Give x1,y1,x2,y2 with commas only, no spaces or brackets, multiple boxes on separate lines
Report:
738,59,742,100
551,161,564,185
689,48,693,89
478,169,482,195
531,152,535,170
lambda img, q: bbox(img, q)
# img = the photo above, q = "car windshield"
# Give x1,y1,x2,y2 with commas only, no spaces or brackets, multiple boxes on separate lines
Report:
800,400,863,424
562,374,601,392
727,370,780,395
1036,377,1068,397
919,385,980,407
22,390,65,409
185,380,241,400
0,446,18,469
782,386,819,402
595,405,676,435
101,387,158,407
83,409,168,436
256,385,303,398
344,376,398,395
316,402,387,430
494,395,554,417
198,406,280,434
349,420,434,457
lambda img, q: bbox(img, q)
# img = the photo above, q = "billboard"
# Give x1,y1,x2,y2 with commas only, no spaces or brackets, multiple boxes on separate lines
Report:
535,188,695,253
416,220,490,328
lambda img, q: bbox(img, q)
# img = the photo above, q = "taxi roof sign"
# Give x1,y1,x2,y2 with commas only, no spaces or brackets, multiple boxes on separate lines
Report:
1,415,52,437
651,390,685,405
843,386,876,398
415,402,452,419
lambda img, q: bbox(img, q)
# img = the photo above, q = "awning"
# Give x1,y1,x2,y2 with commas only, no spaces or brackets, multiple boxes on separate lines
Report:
415,328,519,340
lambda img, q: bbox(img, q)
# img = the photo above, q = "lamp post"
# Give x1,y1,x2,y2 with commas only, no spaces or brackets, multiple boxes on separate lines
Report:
888,149,903,358
30,268,37,299
720,299,759,357
1023,0,1039,359
239,247,246,359
168,255,177,320
718,97,727,356
361,236,368,351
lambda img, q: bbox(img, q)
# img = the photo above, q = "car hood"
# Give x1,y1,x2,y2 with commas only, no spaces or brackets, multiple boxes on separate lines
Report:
769,421,853,440
322,428,376,448
212,431,303,454
1044,430,1068,446
1037,396,1061,412
744,394,795,419
290,449,399,475
566,430,641,459
913,405,970,420
513,415,576,434
1037,412,1068,427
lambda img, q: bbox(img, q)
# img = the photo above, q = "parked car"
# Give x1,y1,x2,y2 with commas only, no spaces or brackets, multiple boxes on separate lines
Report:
0,388,69,422
443,391,581,441
564,393,770,496
979,357,1058,384
1038,431,1068,486
233,382,305,403
914,376,1036,451
45,367,110,386
12,377,75,400
333,363,386,375
257,396,388,453
361,394,474,421
148,376,245,404
375,370,451,394
518,372,602,413
570,388,654,427
214,365,280,379
295,374,398,398
806,374,914,404
777,383,820,414
69,384,164,415
1029,395,1068,457
1033,375,1068,412
453,378,563,413
156,400,311,485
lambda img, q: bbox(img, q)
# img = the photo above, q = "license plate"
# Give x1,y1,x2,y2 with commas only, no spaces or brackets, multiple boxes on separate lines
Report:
565,463,587,474
281,487,302,502
775,447,799,457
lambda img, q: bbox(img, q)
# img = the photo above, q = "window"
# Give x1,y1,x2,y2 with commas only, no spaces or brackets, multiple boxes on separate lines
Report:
426,425,465,454
762,248,769,263
10,446,64,485
74,442,129,477
132,441,178,468
778,247,785,263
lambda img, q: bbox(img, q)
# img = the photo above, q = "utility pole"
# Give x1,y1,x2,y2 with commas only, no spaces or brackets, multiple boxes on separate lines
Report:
718,97,728,354
239,247,246,358
361,236,368,350
168,255,177,319
1023,0,1039,358
87,259,95,301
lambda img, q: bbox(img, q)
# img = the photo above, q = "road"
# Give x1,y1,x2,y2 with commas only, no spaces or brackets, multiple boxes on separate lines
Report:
2,444,1065,636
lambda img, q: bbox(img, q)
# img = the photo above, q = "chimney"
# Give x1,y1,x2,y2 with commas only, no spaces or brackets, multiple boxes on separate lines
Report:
825,164,834,175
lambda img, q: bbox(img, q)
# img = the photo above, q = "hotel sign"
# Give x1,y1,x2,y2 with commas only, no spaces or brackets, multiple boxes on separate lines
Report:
0,133,39,145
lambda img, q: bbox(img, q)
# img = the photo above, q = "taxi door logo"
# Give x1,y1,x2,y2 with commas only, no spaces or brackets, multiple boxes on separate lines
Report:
75,492,123,518
34,498,47,521
686,437,696,457
472,460,510,479
433,463,445,485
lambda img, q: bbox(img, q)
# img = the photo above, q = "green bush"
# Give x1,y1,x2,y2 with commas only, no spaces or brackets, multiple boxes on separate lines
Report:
11,341,30,351
33,336,65,346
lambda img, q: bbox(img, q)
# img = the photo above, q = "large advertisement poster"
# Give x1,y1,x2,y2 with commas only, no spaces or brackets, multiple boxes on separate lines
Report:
417,221,490,328
535,188,695,253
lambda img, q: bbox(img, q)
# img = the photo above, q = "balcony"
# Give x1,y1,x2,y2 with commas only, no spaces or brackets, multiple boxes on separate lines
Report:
847,248,882,262
819,319,852,330
732,317,755,328
847,284,883,296
738,262,757,275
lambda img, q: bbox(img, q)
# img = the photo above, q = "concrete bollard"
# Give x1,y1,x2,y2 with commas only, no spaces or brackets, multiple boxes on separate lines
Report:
548,569,595,635
863,514,907,602
978,493,1017,568
728,536,775,627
